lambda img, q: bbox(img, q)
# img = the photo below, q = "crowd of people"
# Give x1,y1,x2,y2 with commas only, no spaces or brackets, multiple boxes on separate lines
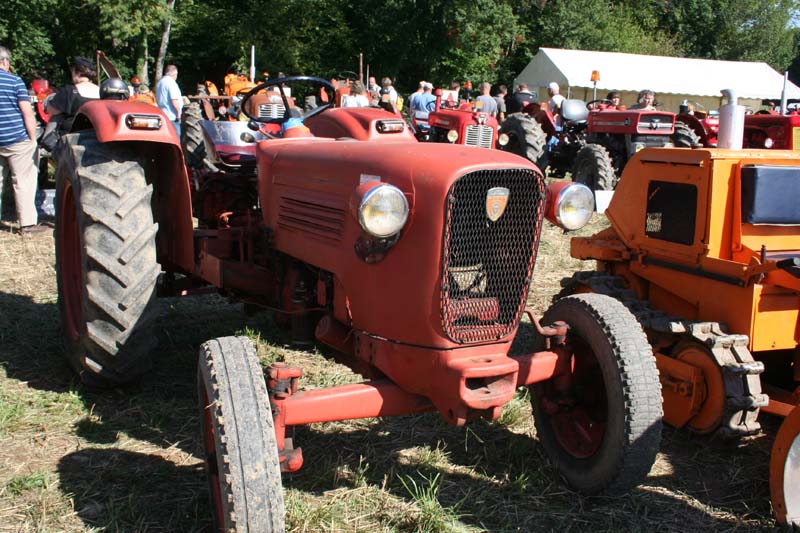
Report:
0,45,185,236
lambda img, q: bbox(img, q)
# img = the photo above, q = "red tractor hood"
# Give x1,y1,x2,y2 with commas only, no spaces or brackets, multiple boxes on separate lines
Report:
257,139,543,348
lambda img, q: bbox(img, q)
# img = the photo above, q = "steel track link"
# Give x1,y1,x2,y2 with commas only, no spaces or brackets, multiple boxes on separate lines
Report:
557,271,769,438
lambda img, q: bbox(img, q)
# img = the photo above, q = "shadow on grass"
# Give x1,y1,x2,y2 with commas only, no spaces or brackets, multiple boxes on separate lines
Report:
57,448,211,532
0,289,777,530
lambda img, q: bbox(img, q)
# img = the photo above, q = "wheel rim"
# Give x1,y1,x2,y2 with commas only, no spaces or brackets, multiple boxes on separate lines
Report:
676,343,725,433
771,406,800,526
200,386,225,532
58,182,82,341
540,335,607,458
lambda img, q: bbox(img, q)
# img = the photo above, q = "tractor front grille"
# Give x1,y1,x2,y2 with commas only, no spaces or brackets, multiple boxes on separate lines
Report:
464,125,495,148
441,169,545,343
636,114,674,134
258,103,286,119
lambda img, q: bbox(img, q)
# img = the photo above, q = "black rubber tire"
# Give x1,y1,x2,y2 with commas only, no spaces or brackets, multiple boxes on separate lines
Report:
572,143,617,191
673,120,701,148
499,112,547,168
531,293,662,495
198,336,285,533
181,102,210,170
55,131,161,386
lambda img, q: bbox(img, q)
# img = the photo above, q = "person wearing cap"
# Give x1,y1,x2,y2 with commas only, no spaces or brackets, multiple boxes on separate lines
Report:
0,45,46,235
606,91,622,109
411,82,436,113
547,81,565,115
156,64,183,136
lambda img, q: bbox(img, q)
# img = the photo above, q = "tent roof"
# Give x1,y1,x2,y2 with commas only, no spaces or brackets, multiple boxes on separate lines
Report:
515,47,800,100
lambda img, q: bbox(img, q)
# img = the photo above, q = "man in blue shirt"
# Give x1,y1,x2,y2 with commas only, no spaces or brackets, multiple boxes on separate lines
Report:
156,64,183,136
0,46,45,234
411,82,436,113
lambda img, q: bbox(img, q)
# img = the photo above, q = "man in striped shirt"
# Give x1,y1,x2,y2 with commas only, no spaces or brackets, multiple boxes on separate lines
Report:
0,46,45,234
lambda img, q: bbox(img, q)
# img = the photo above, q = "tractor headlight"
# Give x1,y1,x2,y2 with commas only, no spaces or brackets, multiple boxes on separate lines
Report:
447,129,459,143
554,183,594,230
764,137,774,148
358,184,409,238
498,133,509,146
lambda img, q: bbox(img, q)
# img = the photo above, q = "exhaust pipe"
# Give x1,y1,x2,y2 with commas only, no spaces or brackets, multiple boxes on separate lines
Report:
718,88,745,150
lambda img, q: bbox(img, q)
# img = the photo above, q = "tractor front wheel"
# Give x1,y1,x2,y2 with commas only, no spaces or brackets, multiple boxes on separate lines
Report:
572,144,617,191
770,405,800,528
531,293,663,495
55,132,161,386
499,113,547,169
198,336,285,533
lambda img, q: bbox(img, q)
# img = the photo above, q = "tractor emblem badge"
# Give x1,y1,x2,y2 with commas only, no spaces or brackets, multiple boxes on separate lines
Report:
486,187,510,222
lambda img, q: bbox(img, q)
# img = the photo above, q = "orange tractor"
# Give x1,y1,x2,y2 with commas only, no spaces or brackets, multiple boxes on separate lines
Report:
562,146,800,527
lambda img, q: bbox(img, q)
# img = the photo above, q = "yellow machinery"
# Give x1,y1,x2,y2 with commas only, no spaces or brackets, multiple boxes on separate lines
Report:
565,147,800,527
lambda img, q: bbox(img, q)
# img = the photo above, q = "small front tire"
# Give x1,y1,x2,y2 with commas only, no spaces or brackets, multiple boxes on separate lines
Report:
198,336,285,532
531,294,662,495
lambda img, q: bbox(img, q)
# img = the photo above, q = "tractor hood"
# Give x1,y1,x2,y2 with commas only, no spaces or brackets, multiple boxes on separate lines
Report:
257,139,544,348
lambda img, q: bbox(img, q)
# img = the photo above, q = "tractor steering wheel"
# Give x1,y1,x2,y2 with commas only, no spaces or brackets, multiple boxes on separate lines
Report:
238,75,336,124
586,99,614,110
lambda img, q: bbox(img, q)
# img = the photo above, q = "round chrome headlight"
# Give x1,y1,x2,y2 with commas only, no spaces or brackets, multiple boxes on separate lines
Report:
556,183,594,230
447,129,459,143
498,133,509,146
764,137,774,148
358,184,409,238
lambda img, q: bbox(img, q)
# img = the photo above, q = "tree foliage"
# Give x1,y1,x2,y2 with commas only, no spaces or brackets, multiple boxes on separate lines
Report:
1,0,799,94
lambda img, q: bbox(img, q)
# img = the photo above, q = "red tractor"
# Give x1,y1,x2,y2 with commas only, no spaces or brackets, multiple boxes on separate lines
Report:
676,108,800,151
410,89,515,151
54,75,662,531
501,99,692,190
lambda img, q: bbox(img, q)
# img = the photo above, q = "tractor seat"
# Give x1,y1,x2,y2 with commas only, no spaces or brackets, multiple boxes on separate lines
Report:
561,99,589,123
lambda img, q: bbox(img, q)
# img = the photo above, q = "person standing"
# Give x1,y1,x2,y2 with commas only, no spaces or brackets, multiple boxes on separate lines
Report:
411,82,435,113
507,83,536,114
493,84,508,122
0,46,45,235
547,82,565,115
475,82,497,117
156,65,183,136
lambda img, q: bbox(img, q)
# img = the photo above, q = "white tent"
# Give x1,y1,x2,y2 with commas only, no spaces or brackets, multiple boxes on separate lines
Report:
514,47,800,113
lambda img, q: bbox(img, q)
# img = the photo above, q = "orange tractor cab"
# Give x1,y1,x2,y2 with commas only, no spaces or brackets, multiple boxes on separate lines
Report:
564,146,800,527
54,75,662,531
501,99,696,190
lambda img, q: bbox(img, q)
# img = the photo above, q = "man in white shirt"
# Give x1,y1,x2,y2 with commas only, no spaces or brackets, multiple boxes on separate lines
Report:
547,82,565,115
156,65,183,136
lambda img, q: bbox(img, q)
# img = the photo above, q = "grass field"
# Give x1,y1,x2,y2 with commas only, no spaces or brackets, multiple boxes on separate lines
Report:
0,214,779,532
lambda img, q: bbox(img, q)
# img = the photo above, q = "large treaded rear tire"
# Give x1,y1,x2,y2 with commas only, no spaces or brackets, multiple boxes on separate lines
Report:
499,113,547,169
531,293,662,495
55,131,160,386
673,120,701,148
198,336,285,533
181,102,209,170
572,143,617,191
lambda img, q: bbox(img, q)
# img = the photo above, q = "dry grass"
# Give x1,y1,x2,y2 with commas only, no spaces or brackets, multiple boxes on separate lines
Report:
0,214,778,532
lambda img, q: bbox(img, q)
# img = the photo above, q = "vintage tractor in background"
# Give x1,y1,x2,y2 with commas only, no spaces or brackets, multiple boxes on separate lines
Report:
29,79,55,188
561,146,800,527
501,99,695,190
410,88,515,151
53,74,663,531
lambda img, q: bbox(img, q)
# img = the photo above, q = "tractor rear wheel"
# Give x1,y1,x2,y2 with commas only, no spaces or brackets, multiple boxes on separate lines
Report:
531,293,662,495
499,113,547,169
55,132,161,386
673,121,701,148
770,405,800,528
572,144,617,191
198,336,285,533
181,102,210,171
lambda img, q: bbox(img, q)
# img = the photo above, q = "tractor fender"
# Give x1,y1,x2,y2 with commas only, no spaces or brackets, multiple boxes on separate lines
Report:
70,100,195,273
72,99,181,145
